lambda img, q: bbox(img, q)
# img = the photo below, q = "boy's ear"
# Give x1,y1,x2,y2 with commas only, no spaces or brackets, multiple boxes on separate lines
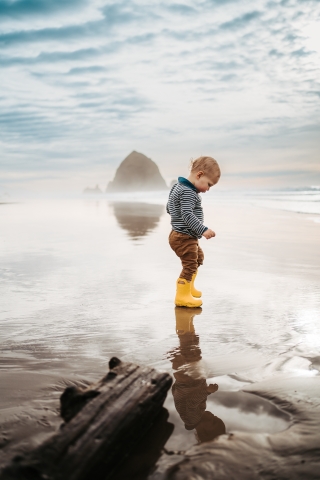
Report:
197,171,204,178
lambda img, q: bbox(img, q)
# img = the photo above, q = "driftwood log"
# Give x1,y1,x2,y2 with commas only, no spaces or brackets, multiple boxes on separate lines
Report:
0,357,172,480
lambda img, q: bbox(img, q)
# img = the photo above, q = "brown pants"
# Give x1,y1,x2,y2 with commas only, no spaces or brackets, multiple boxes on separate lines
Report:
169,230,204,282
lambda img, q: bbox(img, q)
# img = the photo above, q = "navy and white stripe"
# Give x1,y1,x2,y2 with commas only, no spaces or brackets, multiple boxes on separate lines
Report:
166,177,207,239
172,379,209,429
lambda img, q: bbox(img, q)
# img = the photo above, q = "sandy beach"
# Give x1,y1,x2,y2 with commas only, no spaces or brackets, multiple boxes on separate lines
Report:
1,195,320,478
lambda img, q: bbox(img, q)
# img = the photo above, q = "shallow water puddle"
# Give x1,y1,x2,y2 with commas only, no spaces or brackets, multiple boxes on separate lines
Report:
114,386,291,479
163,387,291,451
164,306,291,451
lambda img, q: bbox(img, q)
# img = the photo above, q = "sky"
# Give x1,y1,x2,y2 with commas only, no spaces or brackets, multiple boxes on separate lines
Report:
0,0,320,194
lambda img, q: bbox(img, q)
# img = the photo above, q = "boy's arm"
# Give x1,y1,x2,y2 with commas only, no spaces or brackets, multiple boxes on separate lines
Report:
180,190,208,237
207,383,219,394
167,183,176,214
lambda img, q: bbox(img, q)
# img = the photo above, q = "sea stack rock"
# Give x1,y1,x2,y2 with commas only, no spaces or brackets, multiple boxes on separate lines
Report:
83,185,102,194
107,151,167,192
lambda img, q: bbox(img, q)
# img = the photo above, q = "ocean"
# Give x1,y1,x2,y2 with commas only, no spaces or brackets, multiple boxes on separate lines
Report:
201,186,320,219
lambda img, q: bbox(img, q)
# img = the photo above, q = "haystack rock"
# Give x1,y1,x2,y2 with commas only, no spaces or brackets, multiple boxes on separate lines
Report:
107,151,167,192
83,185,102,194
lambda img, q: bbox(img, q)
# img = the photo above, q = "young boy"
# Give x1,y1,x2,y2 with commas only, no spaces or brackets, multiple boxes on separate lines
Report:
167,156,221,307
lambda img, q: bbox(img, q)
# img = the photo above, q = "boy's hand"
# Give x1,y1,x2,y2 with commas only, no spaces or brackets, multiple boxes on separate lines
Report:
202,229,215,239
207,383,219,393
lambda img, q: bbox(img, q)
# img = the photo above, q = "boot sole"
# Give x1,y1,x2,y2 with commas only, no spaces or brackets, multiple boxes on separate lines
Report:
175,302,202,308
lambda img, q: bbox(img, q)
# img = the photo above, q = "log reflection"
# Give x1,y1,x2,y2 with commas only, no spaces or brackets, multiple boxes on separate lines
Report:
112,202,164,240
113,408,173,480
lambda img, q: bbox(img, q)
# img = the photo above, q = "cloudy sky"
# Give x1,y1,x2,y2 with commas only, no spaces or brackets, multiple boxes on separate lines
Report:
0,0,319,193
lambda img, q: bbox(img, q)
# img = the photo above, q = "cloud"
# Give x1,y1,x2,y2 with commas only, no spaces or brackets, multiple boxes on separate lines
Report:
220,10,261,30
1,47,101,66
291,47,311,57
164,4,197,14
68,65,107,75
0,0,319,191
0,109,70,141
0,24,90,47
203,0,238,5
269,49,284,57
100,3,141,25
0,0,87,18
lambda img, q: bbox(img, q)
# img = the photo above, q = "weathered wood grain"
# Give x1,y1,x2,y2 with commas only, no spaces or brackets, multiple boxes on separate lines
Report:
0,357,172,480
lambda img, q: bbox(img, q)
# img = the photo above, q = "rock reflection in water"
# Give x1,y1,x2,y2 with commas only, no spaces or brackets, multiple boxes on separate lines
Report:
111,202,164,240
170,307,226,444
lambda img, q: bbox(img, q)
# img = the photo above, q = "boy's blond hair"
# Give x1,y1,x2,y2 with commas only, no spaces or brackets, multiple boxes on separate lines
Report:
190,156,220,178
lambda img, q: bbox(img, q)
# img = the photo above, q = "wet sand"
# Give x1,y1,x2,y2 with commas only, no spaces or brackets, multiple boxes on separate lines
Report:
0,197,320,477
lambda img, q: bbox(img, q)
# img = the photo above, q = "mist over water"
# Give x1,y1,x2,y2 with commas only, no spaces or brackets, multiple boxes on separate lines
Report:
241,186,320,216
0,195,320,469
3,186,319,217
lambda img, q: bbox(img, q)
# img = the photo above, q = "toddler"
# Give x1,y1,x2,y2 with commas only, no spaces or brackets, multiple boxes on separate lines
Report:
167,156,220,307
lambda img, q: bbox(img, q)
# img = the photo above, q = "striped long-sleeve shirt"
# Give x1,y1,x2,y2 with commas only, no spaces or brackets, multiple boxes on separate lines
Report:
172,377,209,429
166,177,208,239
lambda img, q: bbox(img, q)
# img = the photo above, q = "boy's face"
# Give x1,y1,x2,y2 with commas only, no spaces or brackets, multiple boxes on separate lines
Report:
194,170,220,193
195,412,226,443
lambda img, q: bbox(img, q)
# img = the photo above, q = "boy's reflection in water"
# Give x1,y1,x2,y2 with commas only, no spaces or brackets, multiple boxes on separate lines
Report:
170,307,226,443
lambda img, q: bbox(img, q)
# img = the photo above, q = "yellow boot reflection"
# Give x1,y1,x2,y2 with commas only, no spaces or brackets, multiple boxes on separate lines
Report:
171,307,226,443
175,305,202,335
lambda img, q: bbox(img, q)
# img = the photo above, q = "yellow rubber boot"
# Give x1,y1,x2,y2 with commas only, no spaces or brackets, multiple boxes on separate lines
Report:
191,271,202,298
175,278,202,308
